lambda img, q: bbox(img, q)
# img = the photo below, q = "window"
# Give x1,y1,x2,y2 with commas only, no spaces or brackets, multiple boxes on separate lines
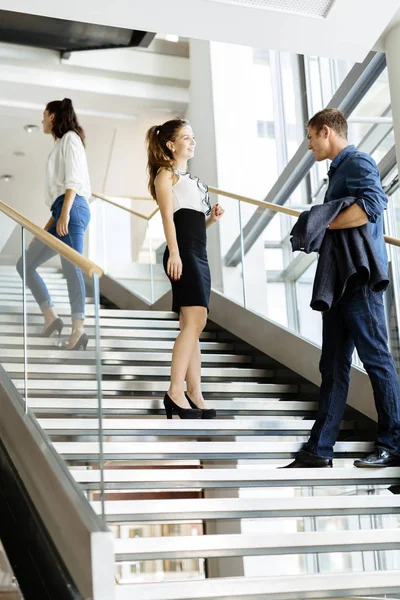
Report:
257,120,275,139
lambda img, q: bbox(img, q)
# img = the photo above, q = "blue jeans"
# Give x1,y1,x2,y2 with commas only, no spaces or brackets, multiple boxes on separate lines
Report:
304,286,400,458
16,195,91,320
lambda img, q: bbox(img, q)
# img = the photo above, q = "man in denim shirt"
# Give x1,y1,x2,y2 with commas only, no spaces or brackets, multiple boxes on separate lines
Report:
285,108,400,468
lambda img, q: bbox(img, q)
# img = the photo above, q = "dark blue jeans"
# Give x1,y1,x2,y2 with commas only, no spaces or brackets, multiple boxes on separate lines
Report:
304,286,400,458
16,194,91,320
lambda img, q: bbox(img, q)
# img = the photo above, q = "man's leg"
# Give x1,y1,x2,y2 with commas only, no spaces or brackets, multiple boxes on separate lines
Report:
283,300,354,467
344,288,400,467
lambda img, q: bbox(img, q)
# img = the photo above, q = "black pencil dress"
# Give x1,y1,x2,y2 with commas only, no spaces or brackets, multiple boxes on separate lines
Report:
163,172,211,314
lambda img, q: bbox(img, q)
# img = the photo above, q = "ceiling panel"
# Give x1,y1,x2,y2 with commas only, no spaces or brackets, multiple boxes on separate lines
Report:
207,0,335,18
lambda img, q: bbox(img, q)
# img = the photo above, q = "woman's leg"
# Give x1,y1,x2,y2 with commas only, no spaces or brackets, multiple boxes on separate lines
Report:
185,339,207,408
58,199,91,347
16,237,58,332
168,306,207,408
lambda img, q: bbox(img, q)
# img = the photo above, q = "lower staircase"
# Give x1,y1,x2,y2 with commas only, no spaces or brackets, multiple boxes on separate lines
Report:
1,266,400,599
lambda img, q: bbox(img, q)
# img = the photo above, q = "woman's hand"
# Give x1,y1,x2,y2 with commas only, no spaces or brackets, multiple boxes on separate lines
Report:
167,251,183,281
210,203,225,223
56,211,70,237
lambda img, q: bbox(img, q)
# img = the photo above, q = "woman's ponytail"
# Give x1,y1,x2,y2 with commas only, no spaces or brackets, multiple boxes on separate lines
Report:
146,119,189,201
46,98,86,146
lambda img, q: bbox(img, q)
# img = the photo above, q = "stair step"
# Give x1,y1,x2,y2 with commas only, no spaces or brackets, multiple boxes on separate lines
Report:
38,418,353,437
0,305,177,319
114,570,400,600
6,364,272,379
28,398,317,416
0,338,234,351
0,326,215,339
95,494,400,522
113,528,400,561
70,466,400,490
0,349,252,365
14,380,296,394
54,440,373,461
0,315,191,330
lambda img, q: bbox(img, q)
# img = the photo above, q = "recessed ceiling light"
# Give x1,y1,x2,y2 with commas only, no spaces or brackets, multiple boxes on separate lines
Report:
24,124,39,133
1,175,13,182
13,151,25,157
165,34,179,42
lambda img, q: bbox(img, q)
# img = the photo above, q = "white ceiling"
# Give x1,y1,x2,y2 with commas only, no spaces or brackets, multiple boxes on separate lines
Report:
0,0,400,60
0,37,189,221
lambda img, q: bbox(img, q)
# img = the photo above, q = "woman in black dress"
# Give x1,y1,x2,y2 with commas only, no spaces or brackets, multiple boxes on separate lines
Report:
146,119,224,419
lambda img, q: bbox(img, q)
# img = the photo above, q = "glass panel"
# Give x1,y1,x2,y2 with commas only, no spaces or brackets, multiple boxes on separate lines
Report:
113,522,205,584
0,214,27,410
90,196,155,303
212,194,245,307
13,226,105,518
148,210,172,304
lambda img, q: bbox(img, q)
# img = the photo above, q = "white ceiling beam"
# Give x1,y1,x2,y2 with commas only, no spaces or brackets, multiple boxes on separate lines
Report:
0,41,189,83
62,48,189,82
0,61,189,105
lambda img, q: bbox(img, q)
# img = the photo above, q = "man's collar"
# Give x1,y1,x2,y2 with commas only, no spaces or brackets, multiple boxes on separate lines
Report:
330,144,356,170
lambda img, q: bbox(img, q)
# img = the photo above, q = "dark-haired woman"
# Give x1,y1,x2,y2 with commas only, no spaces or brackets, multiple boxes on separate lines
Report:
17,98,91,350
146,119,224,419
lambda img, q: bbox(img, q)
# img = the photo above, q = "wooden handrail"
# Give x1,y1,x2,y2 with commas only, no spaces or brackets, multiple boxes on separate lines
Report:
208,186,300,217
94,187,400,250
0,200,103,278
92,193,157,221
208,186,400,249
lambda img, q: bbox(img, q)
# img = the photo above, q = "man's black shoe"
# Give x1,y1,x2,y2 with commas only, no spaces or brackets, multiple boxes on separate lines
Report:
354,447,400,468
281,450,333,469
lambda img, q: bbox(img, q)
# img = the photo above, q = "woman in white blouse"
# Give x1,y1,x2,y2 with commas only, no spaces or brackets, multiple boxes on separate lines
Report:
17,98,91,350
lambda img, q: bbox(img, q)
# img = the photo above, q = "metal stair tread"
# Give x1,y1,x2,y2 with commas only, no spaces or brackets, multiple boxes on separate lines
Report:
0,338,233,351
5,363,272,378
14,380,296,393
28,398,317,415
0,326,216,339
38,417,353,436
0,349,251,364
54,440,374,460
113,570,400,600
69,466,400,488
92,494,400,521
113,528,400,560
0,305,178,319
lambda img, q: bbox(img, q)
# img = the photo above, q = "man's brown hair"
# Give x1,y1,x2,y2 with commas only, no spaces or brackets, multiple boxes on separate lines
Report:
307,108,348,139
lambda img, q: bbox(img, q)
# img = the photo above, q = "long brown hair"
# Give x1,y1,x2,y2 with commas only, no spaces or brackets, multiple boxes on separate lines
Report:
46,98,86,146
146,119,189,200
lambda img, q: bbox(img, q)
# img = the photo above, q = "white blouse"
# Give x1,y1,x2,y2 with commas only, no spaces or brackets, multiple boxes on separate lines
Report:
45,131,92,207
172,171,210,215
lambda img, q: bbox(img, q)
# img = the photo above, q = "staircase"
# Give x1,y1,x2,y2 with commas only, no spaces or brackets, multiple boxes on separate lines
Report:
1,265,400,599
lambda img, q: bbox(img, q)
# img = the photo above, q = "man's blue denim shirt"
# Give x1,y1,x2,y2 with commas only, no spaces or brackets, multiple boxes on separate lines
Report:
324,144,388,272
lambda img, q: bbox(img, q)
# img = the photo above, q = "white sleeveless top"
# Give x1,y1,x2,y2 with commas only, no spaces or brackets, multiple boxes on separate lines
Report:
172,171,211,215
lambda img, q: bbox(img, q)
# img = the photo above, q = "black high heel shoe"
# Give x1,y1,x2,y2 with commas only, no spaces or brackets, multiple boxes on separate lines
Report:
164,393,202,420
64,332,89,351
41,317,64,338
185,393,217,419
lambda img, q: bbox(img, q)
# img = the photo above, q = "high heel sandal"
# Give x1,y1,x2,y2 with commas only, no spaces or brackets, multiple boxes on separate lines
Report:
64,331,89,351
41,317,64,338
163,393,202,420
185,393,217,419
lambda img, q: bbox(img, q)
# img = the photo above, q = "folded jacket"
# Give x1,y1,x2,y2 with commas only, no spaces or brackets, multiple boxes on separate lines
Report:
290,196,389,311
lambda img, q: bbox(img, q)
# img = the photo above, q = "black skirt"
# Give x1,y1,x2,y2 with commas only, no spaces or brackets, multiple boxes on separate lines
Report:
163,208,211,314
